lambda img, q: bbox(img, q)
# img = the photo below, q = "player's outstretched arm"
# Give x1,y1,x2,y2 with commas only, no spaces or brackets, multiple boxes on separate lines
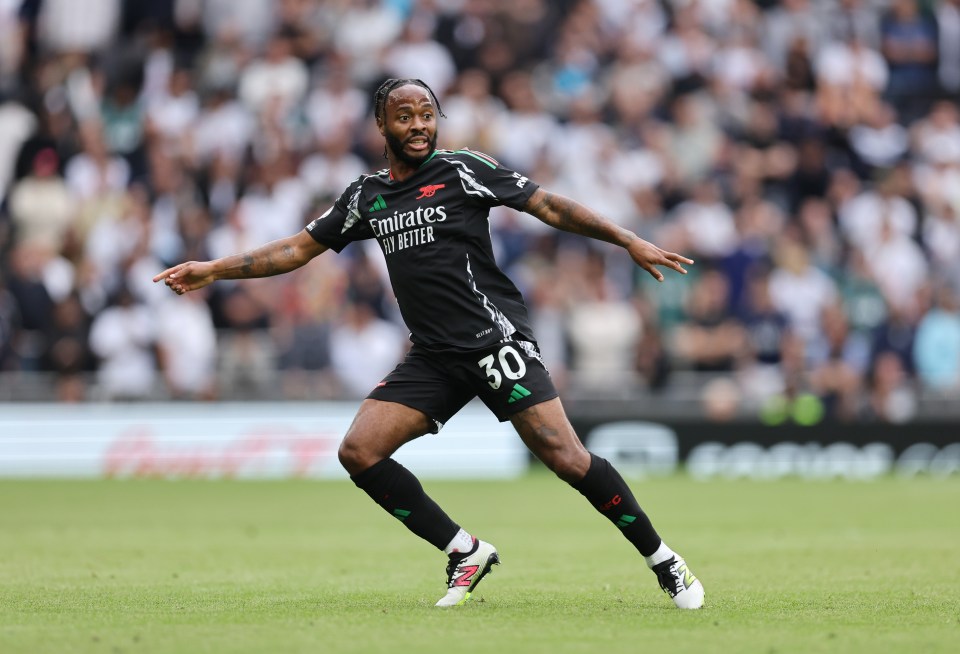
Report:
152,229,329,295
523,188,693,282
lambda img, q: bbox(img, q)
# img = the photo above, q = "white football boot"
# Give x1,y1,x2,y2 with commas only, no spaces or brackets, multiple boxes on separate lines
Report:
435,538,500,607
651,555,705,609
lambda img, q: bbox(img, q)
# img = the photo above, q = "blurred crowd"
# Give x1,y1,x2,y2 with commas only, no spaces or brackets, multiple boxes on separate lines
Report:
1,0,960,423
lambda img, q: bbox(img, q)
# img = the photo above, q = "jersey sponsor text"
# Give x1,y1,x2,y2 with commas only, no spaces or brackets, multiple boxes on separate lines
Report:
369,205,447,238
382,225,436,255
371,205,447,256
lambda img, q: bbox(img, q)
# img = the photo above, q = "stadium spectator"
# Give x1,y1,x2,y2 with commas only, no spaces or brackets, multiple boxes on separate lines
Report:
7,147,72,251
200,0,275,49
935,0,960,97
88,284,156,400
0,267,21,369
814,25,888,129
298,130,367,207
838,170,916,250
272,264,339,401
304,56,367,150
840,248,889,339
330,0,403,85
871,302,919,378
233,153,308,247
605,38,669,138
490,70,559,173
22,0,121,56
382,14,457,98
329,296,406,399
43,291,93,401
656,2,714,89
274,0,328,66
674,268,746,373
910,100,960,166
848,99,910,176
188,84,255,166
921,201,960,285
214,281,277,400
807,302,867,420
237,30,309,117
440,69,507,155
563,249,644,393
879,0,939,124
0,97,37,205
64,121,130,201
795,198,842,272
863,349,917,422
155,288,217,400
4,243,57,371
767,234,838,347
144,63,200,150
700,376,744,423
867,216,928,315
762,0,823,73
912,284,960,392
670,177,738,261
821,0,882,50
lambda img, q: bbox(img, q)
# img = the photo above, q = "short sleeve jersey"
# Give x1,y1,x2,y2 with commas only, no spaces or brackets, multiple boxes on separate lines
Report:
306,148,539,351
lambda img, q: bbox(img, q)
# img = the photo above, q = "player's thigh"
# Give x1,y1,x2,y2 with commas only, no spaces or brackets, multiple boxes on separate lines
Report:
338,399,435,474
469,339,559,420
509,397,590,483
368,345,474,432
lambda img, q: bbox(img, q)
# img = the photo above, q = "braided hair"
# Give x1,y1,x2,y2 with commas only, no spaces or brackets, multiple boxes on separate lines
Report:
373,78,446,125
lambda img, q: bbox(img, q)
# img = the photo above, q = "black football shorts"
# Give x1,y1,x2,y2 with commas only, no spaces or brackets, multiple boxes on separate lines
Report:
367,337,559,432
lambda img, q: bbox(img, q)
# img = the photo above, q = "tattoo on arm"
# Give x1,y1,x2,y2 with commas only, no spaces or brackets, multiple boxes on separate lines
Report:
551,194,590,232
226,241,306,279
529,194,550,214
533,191,634,246
241,255,255,276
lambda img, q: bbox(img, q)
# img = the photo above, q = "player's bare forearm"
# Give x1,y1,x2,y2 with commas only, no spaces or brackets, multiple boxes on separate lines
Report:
217,233,323,279
153,230,328,294
523,188,694,282
524,188,635,247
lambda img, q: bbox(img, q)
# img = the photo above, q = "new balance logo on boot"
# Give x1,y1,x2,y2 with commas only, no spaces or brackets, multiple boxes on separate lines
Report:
435,538,500,607
652,556,705,609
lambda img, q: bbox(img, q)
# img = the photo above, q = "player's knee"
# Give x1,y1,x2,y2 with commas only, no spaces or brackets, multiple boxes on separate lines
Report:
337,437,372,475
543,447,590,484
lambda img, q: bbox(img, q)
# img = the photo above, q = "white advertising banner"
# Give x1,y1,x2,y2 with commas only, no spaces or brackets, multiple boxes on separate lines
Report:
0,401,528,479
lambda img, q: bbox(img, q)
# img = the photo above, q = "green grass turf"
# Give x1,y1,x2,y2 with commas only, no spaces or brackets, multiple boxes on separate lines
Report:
1,474,958,654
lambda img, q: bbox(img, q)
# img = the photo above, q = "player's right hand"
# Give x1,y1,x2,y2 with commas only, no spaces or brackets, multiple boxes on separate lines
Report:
152,261,217,295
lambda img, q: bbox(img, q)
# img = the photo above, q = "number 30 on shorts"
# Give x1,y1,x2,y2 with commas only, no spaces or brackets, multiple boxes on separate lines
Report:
477,345,527,390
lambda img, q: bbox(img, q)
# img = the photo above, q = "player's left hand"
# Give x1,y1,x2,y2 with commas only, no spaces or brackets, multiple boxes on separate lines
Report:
627,238,694,282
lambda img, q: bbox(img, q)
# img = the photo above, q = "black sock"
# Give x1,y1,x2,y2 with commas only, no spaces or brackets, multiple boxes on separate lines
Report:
350,458,459,551
570,453,661,556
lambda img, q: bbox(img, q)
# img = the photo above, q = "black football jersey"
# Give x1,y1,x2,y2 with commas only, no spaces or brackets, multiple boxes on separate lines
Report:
305,148,539,351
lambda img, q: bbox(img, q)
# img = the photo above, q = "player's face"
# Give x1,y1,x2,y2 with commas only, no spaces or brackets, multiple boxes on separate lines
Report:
381,85,438,168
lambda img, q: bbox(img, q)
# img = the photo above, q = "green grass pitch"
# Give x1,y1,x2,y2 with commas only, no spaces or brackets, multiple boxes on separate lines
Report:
1,474,958,654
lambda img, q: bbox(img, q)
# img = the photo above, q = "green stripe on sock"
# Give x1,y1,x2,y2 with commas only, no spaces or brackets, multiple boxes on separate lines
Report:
616,514,636,529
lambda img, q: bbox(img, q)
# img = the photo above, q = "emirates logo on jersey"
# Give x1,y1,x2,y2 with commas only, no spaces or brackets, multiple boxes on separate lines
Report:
416,184,445,199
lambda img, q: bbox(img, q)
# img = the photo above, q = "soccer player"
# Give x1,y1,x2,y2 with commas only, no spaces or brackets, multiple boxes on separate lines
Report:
154,78,705,609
